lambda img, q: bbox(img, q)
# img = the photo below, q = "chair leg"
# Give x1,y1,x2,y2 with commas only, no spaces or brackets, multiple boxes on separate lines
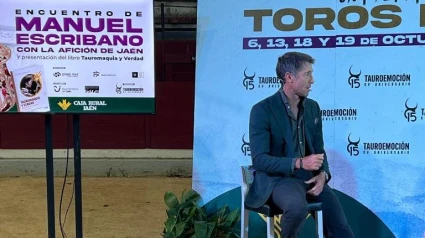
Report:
316,211,324,238
266,216,275,238
241,208,249,238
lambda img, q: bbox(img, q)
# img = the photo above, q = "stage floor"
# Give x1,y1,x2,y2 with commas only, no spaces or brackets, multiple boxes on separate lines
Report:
0,176,191,238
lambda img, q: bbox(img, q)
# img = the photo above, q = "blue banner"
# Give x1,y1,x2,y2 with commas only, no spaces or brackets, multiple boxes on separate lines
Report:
194,1,425,237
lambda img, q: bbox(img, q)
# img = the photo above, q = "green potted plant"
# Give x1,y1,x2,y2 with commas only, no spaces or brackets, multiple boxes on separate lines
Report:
162,189,241,238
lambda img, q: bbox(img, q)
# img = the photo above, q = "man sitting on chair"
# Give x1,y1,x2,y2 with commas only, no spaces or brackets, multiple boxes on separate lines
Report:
245,52,354,238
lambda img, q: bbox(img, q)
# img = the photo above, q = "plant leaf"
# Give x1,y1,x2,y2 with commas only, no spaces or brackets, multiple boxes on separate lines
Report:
186,206,198,222
166,208,177,218
163,189,241,238
206,222,216,237
228,232,241,238
224,209,241,228
194,221,208,238
217,205,229,218
163,233,174,238
164,217,176,233
182,189,201,203
164,191,179,209
197,206,207,219
175,221,186,237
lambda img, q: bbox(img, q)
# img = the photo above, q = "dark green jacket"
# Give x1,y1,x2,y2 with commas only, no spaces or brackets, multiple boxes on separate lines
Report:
245,91,331,208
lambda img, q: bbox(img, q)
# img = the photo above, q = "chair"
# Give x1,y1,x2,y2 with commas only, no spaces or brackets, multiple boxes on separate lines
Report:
241,165,324,238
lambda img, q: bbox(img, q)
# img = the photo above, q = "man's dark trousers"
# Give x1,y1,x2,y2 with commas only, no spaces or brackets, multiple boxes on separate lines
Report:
271,178,355,238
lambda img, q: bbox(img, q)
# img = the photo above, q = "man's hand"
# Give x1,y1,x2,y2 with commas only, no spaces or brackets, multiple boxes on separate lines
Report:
301,154,324,171
305,172,326,196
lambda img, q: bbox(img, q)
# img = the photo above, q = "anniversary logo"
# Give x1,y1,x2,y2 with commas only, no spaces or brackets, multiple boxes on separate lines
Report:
241,134,250,156
242,68,280,91
404,98,425,122
347,65,411,88
346,133,410,156
0,0,155,114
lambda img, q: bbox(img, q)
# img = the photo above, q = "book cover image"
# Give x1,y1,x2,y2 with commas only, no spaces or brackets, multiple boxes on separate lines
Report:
0,43,17,112
12,65,50,113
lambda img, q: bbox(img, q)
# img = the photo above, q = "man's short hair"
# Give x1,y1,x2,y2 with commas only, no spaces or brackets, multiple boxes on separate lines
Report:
276,52,315,83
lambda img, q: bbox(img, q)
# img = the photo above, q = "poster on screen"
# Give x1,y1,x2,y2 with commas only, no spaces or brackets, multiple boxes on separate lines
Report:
0,0,155,114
